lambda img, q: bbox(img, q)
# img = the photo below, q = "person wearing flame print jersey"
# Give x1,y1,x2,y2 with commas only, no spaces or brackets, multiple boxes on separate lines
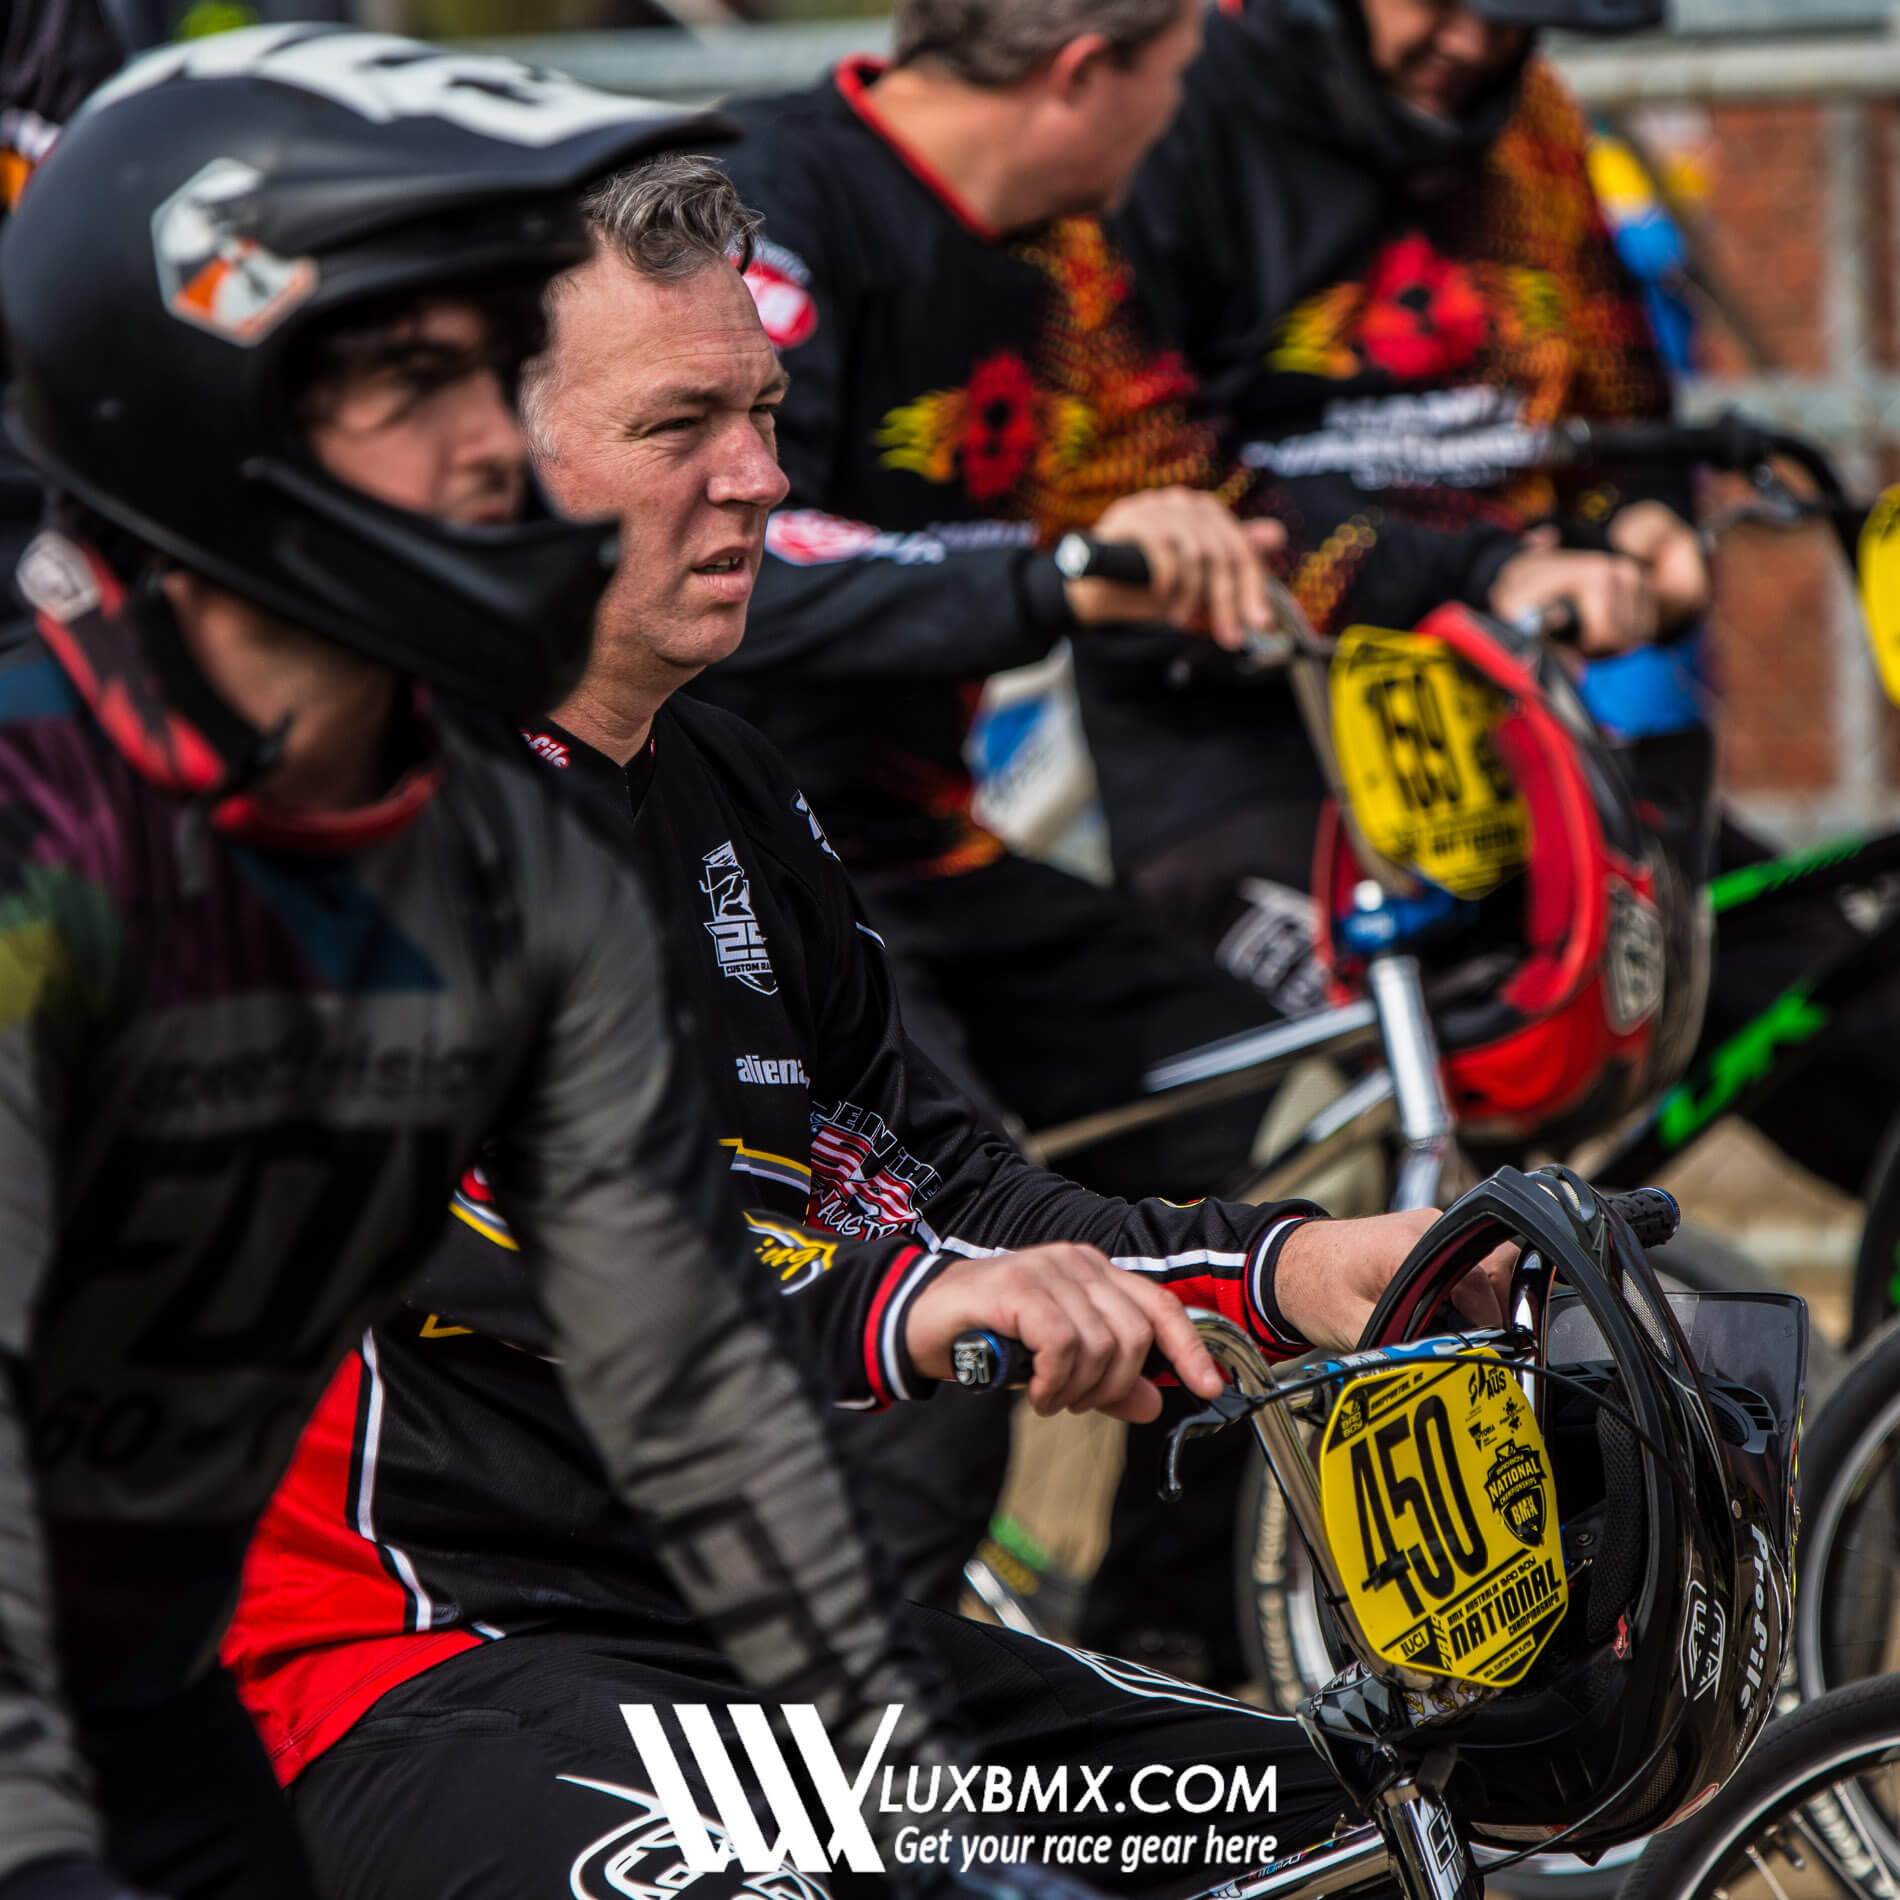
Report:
221,153,1516,1900
0,33,1047,1900
1087,0,1710,993
1105,0,1900,1203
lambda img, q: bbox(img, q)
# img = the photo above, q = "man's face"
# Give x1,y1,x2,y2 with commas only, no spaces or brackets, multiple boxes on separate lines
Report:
1060,0,1203,213
304,300,529,525
531,245,790,687
1359,0,1526,120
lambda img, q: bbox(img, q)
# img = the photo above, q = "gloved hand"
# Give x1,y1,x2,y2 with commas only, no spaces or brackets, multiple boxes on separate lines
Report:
0,1857,162,1900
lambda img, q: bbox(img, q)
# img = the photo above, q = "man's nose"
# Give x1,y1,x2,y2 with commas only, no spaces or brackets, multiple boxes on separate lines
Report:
709,419,792,509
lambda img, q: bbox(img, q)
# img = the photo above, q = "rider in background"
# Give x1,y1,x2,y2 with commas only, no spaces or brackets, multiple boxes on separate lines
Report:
1099,0,1710,1008
0,35,977,1895
1109,0,1899,1205
698,0,1670,1686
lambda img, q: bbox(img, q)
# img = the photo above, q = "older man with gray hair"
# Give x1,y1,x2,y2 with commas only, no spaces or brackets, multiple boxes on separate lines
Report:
223,148,1520,1900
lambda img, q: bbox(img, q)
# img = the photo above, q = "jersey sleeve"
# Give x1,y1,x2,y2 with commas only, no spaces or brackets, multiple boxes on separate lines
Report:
753,773,1326,1378
0,766,122,1880
483,827,954,1786
716,144,1075,685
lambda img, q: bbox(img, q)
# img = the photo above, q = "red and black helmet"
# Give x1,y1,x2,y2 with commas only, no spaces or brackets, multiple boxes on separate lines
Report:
1313,605,1708,1147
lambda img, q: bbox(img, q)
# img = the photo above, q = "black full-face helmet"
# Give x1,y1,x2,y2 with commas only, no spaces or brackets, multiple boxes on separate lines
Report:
1,25,733,718
1302,1167,1801,1857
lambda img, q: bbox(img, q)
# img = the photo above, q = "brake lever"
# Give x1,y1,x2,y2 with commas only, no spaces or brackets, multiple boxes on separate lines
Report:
1158,1385,1270,1503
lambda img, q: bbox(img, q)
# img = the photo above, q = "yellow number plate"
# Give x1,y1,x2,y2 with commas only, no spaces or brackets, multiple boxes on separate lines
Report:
1330,627,1527,899
1318,1348,1567,1688
1860,488,1900,708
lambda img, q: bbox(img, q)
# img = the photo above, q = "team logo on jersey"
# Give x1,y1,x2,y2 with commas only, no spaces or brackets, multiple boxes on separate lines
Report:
151,157,317,346
700,840,777,995
522,731,571,767
744,1211,837,1294
735,1054,809,1087
765,509,882,566
808,1099,939,1238
743,239,818,351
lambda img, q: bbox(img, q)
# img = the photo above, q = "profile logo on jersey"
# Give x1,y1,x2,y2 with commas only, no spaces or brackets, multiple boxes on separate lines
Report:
618,1703,903,1875
743,240,818,351
809,1099,939,1237
151,158,317,346
522,731,571,768
701,840,778,995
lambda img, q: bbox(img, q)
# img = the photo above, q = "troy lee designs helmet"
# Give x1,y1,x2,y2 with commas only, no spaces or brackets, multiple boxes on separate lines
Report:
1,25,732,718
1314,604,1711,1148
1305,1166,1801,1856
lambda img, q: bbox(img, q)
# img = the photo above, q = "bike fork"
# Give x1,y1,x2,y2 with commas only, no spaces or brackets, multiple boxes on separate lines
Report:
1379,1787,1483,1900
1366,953,1457,1212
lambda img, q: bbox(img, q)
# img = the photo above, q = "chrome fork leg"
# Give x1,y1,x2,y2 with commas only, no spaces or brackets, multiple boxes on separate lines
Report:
1366,954,1456,1212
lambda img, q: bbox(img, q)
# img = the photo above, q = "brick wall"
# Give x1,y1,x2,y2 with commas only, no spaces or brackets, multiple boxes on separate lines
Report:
1626,92,1900,838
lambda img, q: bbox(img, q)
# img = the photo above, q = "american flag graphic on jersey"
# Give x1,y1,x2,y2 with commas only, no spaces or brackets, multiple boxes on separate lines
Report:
807,1098,940,1238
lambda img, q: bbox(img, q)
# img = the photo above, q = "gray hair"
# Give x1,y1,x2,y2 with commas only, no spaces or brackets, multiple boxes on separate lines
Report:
523,152,763,461
892,0,1184,86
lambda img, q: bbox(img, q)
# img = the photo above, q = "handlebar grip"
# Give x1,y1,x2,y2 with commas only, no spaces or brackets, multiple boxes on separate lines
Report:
1052,533,1151,588
1605,1187,1680,1250
951,1329,1035,1390
949,1330,1172,1390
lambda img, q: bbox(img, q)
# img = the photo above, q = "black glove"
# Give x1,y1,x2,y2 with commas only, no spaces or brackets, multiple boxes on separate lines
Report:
0,1858,161,1900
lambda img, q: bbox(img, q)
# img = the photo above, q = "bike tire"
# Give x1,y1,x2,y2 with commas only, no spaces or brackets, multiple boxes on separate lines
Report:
1619,1675,1900,1900
1849,1105,1900,1344
1791,1318,1900,1700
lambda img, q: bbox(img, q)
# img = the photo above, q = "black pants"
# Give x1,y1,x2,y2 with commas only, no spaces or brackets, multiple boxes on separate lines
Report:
289,1615,1352,1900
84,1667,318,1900
849,851,1293,1666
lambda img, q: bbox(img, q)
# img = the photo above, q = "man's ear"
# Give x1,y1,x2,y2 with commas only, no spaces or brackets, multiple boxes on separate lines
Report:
1044,31,1115,102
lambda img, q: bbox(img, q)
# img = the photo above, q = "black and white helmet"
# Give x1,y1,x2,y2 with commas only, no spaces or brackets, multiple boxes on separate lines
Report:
2,26,732,716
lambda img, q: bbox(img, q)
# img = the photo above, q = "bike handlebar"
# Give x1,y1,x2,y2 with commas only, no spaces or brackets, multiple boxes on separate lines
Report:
1552,412,1850,504
949,1186,1678,1389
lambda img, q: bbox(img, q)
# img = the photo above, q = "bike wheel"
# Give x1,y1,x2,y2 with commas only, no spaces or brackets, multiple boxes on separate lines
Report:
1792,1320,1900,1701
1620,1675,1900,1900
1850,1107,1900,1344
